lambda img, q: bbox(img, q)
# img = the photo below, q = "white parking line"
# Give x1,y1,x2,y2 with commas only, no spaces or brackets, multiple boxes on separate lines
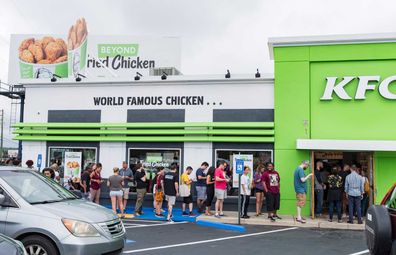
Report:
348,250,369,255
124,221,188,229
123,227,298,253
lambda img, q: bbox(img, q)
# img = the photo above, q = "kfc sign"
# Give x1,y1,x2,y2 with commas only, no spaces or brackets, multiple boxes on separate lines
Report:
321,76,396,100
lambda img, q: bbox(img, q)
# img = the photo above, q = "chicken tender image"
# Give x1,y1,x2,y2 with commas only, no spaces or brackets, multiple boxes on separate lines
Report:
44,42,62,62
68,18,88,50
18,38,34,51
54,55,67,63
19,49,34,63
55,38,67,55
37,59,52,64
28,43,45,62
41,36,55,48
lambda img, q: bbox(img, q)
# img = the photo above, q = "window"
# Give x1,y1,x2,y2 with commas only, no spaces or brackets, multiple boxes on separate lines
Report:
215,149,273,196
129,148,181,174
48,147,97,170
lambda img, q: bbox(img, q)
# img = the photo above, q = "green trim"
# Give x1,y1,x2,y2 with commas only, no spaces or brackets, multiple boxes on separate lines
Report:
14,129,274,136
13,122,274,143
14,135,274,143
13,122,274,129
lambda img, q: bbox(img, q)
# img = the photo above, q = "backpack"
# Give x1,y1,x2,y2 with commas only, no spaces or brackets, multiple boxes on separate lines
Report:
364,178,370,193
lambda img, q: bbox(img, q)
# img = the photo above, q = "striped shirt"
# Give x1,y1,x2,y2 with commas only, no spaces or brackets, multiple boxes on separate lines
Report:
345,171,364,197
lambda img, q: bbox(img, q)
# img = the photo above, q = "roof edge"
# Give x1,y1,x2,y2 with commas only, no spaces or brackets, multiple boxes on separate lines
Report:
268,32,396,60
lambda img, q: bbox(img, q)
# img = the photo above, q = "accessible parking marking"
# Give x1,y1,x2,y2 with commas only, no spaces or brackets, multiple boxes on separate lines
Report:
123,227,298,253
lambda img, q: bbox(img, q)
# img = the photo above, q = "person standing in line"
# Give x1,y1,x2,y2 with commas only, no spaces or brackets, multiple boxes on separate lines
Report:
90,163,103,204
345,165,364,224
327,167,343,223
361,171,370,217
205,166,216,216
42,168,55,179
119,161,133,211
50,163,60,183
314,161,325,218
164,165,179,222
340,164,350,217
253,165,265,216
154,167,165,217
134,163,147,216
25,160,35,170
294,160,313,224
263,162,281,222
107,167,125,218
196,162,209,213
240,166,251,219
214,160,229,218
181,166,196,216
80,165,93,199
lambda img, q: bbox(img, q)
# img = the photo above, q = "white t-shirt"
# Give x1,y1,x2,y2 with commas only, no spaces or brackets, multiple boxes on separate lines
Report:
241,175,251,196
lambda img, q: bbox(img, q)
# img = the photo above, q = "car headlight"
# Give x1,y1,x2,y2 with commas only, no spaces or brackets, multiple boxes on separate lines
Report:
62,219,100,237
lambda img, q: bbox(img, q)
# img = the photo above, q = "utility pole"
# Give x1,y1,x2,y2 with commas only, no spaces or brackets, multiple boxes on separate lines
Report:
0,109,3,159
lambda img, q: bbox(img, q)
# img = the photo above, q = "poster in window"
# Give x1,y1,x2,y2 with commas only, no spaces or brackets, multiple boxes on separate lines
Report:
64,151,82,182
232,154,253,188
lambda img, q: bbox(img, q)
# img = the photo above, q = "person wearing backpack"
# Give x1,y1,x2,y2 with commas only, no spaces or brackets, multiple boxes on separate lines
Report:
327,167,343,223
361,171,370,216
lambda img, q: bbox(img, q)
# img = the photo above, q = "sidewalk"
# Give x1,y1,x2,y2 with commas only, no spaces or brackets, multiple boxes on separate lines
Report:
197,211,365,230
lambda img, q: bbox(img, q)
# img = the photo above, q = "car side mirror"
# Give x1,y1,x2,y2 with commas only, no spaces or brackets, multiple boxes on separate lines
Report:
0,194,5,206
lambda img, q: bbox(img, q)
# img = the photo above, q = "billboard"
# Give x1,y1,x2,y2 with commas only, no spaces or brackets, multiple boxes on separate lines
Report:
8,18,181,84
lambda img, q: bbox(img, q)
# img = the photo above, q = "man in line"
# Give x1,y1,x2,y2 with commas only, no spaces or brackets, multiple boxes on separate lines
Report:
196,162,209,213
134,164,147,216
80,165,93,199
263,162,281,222
120,161,134,211
345,165,364,224
294,160,313,224
181,166,196,216
214,160,229,218
314,161,325,218
164,164,179,222
240,166,251,219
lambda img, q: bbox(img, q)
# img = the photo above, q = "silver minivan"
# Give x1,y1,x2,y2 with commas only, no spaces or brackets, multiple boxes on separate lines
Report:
0,166,126,255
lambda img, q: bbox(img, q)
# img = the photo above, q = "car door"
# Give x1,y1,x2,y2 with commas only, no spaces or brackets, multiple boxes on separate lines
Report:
0,186,9,234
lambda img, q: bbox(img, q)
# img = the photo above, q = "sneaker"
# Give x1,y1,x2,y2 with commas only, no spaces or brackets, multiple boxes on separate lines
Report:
270,216,276,222
274,215,282,220
296,218,306,224
182,211,189,216
155,213,164,218
338,220,343,223
347,221,353,224
219,213,225,217
328,219,333,222
161,209,165,213
214,214,221,218
134,212,141,216
189,212,197,217
242,215,250,219
167,214,173,221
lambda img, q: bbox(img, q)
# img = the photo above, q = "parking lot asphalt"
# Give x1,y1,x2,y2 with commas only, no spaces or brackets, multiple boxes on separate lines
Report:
121,218,368,255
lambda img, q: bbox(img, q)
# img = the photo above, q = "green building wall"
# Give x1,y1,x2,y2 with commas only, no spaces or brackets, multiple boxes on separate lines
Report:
273,42,396,216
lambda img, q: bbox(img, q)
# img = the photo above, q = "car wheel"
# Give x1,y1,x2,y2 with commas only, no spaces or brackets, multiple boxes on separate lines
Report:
21,235,59,255
365,205,392,255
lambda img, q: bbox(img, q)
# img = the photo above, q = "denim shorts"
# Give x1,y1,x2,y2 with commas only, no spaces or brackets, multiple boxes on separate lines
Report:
110,190,123,197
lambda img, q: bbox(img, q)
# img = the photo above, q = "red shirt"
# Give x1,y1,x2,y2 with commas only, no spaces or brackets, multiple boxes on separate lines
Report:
215,168,227,190
262,170,280,194
90,172,101,190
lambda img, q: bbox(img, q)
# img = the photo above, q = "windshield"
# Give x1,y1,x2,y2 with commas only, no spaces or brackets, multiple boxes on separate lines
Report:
0,170,77,204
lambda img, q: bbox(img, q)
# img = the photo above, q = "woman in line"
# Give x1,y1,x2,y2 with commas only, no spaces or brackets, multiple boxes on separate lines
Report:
107,167,125,217
327,167,343,223
154,167,166,217
254,165,265,216
90,163,103,204
205,167,216,216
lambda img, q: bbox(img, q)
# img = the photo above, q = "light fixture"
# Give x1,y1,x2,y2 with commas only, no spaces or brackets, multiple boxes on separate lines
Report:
75,73,86,82
161,71,168,80
225,70,231,79
50,74,61,82
134,72,143,81
255,69,261,78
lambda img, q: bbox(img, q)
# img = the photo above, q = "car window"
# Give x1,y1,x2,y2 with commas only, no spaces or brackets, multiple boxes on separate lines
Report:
0,170,77,204
0,186,18,208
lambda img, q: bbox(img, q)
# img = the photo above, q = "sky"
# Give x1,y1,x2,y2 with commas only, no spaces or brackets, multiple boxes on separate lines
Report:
1,0,396,147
